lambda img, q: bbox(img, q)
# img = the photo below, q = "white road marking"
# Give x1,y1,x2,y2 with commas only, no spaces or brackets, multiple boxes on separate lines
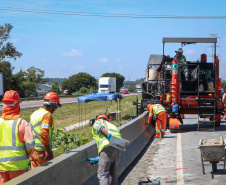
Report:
177,132,184,184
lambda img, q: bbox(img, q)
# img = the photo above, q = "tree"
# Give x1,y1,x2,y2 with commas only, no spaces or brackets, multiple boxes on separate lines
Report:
0,61,14,91
0,23,22,91
79,87,89,94
222,81,226,91
128,87,136,93
62,72,97,95
101,72,125,92
11,69,26,97
50,82,61,94
11,67,44,97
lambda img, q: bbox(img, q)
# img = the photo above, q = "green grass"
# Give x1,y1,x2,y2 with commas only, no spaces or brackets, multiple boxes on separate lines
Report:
19,95,141,157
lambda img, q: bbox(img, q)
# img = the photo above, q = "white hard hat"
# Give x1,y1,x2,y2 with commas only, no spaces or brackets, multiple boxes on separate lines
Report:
178,48,183,53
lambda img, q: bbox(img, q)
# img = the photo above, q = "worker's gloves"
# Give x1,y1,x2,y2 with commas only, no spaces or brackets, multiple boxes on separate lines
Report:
107,134,112,141
88,156,99,164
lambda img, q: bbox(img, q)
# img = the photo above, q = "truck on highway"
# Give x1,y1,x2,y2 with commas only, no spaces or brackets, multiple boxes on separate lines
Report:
134,37,223,132
98,77,116,94
136,84,142,93
0,72,3,97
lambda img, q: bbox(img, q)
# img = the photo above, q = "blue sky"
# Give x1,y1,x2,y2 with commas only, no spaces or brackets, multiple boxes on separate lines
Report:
1,0,226,81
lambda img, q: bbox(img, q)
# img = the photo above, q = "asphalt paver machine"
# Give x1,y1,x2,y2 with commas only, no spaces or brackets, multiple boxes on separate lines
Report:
134,37,223,132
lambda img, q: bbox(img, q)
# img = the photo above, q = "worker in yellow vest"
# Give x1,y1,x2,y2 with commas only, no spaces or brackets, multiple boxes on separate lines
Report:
222,92,226,119
88,114,122,185
30,92,61,169
0,90,34,184
176,48,189,81
147,104,166,138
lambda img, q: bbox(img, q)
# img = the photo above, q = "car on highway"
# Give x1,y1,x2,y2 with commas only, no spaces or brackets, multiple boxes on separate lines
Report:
124,90,129,94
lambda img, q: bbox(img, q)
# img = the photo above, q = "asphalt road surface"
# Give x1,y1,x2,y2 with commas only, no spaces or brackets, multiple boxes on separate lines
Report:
119,115,226,185
0,93,139,112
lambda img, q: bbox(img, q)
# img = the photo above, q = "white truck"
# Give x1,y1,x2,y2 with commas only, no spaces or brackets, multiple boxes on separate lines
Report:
98,77,116,94
0,72,3,96
136,84,142,93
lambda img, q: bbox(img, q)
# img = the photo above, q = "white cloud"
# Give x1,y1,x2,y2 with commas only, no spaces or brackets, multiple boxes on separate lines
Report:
77,66,85,70
116,57,122,63
60,63,68,67
97,57,109,63
118,65,123,69
12,38,19,43
185,49,196,55
61,49,83,57
108,67,113,70
42,59,48,63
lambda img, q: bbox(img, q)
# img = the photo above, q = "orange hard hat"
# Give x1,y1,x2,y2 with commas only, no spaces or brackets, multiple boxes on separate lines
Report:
96,114,109,122
2,90,21,104
44,92,61,107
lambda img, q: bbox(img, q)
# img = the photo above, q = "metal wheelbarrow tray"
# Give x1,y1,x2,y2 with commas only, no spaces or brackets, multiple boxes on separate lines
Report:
199,136,226,174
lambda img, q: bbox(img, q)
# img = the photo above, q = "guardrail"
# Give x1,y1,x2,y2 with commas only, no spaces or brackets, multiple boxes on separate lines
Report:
5,111,154,185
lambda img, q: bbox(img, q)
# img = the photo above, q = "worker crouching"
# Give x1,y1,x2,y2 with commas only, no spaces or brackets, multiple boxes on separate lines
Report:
147,104,166,138
0,90,35,184
30,92,61,169
89,114,122,185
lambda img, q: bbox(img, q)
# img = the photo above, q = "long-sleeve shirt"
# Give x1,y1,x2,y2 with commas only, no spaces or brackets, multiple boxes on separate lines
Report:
223,93,226,104
40,112,53,146
148,106,154,124
18,120,35,158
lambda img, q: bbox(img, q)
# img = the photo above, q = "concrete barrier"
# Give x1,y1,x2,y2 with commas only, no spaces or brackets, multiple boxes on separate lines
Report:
5,111,155,185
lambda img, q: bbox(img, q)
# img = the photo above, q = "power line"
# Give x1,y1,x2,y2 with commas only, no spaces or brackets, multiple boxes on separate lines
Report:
1,6,226,19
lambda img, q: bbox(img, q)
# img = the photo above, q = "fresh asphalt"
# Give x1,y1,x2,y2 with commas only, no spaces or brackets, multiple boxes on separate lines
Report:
120,114,226,185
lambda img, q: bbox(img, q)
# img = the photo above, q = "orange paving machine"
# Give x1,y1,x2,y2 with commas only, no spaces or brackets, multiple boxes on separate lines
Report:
134,37,223,132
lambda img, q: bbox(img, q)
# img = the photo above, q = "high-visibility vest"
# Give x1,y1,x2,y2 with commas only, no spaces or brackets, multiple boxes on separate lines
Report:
30,108,54,151
177,55,188,73
92,119,122,154
0,118,28,171
152,104,166,117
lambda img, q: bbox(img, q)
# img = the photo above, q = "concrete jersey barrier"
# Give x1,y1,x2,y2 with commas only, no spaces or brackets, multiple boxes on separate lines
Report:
5,111,155,185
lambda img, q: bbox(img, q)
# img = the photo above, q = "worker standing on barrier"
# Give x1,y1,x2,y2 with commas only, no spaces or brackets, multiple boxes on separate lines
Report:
176,48,189,81
30,92,61,169
147,104,166,138
0,90,34,184
88,114,122,185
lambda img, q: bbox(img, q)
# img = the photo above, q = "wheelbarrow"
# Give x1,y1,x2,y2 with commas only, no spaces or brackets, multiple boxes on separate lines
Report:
199,136,226,174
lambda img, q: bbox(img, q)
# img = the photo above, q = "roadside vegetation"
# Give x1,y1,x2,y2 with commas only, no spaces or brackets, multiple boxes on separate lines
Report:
20,95,141,157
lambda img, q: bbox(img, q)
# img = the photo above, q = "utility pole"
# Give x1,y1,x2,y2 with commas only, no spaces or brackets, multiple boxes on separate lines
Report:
209,34,219,62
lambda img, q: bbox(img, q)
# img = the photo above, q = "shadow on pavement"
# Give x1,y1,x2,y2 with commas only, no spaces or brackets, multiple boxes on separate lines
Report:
118,135,155,185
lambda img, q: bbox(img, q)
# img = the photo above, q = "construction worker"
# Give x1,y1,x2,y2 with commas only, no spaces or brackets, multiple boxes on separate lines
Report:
222,92,226,119
176,48,189,81
88,114,122,185
30,92,61,169
0,90,34,184
147,104,166,138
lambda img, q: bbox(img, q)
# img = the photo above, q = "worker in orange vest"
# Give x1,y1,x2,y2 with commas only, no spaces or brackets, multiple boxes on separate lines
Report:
0,90,34,184
222,92,226,119
30,92,61,169
147,104,166,138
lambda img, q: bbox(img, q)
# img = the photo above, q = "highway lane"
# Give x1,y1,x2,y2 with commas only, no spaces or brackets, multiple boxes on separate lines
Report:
0,97,78,112
0,93,139,112
120,115,226,185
